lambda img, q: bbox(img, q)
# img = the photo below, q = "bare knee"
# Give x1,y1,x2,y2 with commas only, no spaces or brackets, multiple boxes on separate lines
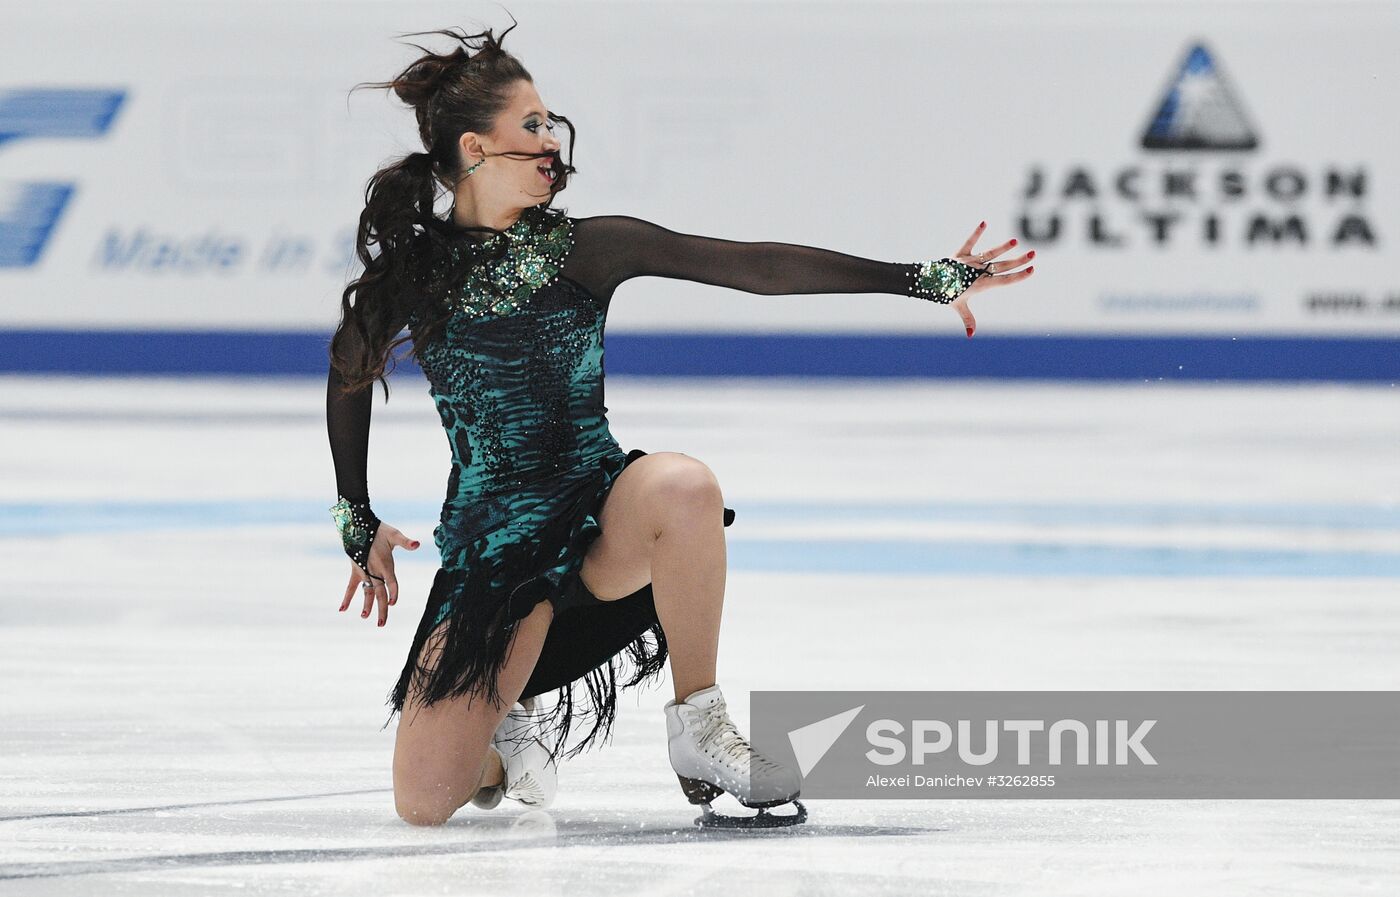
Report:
396,786,463,827
651,455,724,527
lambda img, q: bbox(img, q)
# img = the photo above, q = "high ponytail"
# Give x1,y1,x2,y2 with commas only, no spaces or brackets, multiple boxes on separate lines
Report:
329,16,579,398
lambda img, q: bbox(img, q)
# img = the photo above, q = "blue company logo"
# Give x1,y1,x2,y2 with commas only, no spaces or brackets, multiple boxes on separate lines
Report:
1142,41,1258,151
1021,36,1376,256
0,89,126,268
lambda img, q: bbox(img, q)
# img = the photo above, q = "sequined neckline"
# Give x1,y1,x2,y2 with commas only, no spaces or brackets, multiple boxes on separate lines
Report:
438,205,576,318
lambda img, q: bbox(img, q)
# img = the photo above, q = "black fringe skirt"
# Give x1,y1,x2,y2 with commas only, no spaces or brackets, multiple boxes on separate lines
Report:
386,447,736,763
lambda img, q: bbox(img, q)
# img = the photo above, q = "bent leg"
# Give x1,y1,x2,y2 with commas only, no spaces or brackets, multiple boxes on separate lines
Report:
578,452,728,701
392,598,554,826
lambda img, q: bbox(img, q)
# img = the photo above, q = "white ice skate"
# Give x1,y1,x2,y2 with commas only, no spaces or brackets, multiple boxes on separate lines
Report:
470,702,558,810
664,683,806,828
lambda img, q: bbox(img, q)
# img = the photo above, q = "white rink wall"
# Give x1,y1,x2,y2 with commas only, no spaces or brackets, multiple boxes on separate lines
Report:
0,0,1397,379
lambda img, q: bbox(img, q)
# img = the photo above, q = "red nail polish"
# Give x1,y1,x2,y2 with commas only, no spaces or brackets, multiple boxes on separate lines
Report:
1028,250,1035,258
1010,238,1017,246
980,221,986,228
1028,266,1035,272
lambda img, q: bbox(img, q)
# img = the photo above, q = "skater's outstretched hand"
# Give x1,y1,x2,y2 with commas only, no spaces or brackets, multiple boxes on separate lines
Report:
339,523,420,627
948,221,1036,338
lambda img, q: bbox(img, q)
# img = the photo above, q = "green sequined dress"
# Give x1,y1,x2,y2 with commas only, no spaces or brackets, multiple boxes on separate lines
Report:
326,204,928,760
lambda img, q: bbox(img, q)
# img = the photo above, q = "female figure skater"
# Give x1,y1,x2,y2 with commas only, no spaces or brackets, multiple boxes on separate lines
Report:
326,22,1035,829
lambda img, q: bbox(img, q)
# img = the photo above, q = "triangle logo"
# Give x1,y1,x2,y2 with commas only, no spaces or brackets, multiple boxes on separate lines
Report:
1142,42,1258,151
787,704,865,777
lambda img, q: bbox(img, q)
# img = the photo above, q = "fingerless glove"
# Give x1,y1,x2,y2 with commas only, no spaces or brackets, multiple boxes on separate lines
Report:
330,495,382,581
904,258,991,304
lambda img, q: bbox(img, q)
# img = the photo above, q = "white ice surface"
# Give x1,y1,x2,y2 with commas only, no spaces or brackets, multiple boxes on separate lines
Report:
2,374,1398,895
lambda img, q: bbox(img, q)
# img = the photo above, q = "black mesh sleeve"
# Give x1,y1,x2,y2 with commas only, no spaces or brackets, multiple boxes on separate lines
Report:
326,312,397,581
325,243,423,509
325,322,374,506
564,214,923,300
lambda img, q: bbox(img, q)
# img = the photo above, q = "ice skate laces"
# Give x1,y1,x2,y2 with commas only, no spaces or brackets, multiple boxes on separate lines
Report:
694,699,784,775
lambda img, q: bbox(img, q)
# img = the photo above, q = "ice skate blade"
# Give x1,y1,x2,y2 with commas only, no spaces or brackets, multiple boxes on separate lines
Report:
694,799,808,830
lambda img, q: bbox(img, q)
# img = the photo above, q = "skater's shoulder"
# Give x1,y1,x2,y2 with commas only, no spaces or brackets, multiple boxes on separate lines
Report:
567,213,658,239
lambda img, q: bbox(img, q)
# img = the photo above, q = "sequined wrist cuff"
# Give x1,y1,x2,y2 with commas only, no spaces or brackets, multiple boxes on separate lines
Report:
329,495,381,576
904,258,987,304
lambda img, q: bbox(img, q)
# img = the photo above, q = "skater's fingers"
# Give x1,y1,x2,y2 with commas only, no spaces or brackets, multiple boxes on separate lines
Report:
975,265,1034,294
975,252,1034,285
951,298,977,338
975,237,1018,262
365,559,393,625
1003,264,1035,284
367,527,405,575
956,220,987,256
374,548,399,605
340,570,359,612
377,523,420,554
360,575,377,620
1006,249,1034,270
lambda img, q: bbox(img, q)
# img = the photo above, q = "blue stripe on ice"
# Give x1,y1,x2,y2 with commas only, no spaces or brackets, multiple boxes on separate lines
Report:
734,501,1400,531
6,498,1400,532
6,499,1399,577
300,540,1400,577
726,540,1400,577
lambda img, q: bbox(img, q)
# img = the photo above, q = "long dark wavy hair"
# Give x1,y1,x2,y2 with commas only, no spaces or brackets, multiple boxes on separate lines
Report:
329,17,578,399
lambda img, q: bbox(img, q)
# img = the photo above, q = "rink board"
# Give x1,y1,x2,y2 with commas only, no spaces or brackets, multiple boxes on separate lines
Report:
2,0,1398,379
